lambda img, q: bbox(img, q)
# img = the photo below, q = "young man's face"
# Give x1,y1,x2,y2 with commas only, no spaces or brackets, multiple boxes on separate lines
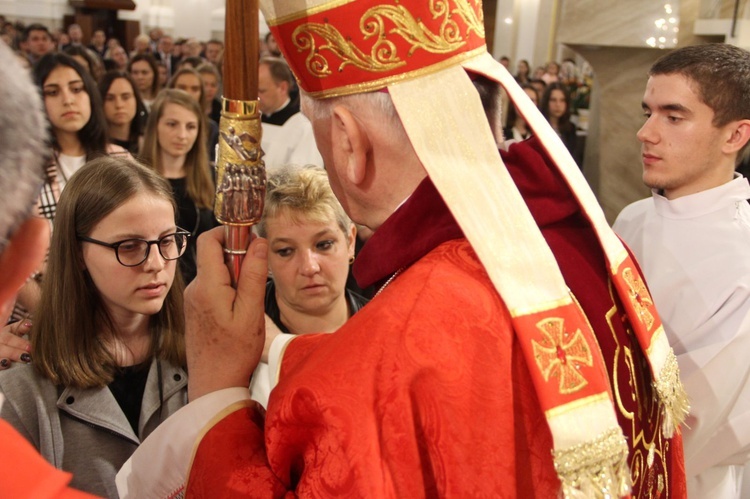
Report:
638,73,734,199
27,29,53,57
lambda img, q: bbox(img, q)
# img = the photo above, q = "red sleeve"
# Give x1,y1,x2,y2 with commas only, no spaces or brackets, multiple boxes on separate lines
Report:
185,402,293,498
0,419,98,499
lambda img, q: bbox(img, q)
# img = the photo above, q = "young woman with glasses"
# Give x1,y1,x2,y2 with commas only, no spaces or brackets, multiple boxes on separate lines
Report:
0,156,188,498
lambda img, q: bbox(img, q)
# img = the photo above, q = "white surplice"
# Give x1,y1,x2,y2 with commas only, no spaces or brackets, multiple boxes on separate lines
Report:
614,176,750,499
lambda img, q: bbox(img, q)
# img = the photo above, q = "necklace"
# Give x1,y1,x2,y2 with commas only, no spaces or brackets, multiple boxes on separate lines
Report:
375,267,403,297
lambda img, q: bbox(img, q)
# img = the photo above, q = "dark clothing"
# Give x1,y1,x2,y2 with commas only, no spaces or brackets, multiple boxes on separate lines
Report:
261,99,299,126
209,98,222,125
109,361,151,435
557,122,580,167
264,280,369,334
207,118,219,164
167,177,218,284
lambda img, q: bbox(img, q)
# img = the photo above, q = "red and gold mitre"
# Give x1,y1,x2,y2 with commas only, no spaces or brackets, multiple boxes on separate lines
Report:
264,0,487,98
260,1,688,497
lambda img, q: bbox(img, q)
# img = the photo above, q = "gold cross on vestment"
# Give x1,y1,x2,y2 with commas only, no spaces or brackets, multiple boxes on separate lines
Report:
623,267,655,331
532,317,593,394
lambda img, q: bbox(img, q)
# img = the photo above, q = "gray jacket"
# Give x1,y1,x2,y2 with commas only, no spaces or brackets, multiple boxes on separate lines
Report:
0,358,187,498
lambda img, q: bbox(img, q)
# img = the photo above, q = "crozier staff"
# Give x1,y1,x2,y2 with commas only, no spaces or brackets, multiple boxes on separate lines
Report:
214,0,264,286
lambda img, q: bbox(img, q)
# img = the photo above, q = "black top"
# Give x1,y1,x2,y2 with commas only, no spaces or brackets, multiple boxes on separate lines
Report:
168,177,218,283
108,360,151,435
261,99,300,127
264,280,369,334
209,98,222,125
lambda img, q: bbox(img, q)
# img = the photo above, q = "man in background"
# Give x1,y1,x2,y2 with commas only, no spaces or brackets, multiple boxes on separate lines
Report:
24,23,54,65
614,43,750,498
257,56,322,171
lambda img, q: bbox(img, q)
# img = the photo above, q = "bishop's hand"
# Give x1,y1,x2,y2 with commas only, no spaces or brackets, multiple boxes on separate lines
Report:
185,227,268,401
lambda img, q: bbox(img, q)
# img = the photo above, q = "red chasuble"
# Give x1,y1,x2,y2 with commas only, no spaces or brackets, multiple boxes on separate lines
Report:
186,136,686,498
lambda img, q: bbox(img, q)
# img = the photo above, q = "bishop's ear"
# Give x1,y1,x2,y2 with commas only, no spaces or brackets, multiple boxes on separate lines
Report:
331,105,371,186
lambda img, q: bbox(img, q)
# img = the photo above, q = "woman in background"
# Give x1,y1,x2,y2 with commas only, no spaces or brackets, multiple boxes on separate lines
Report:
541,82,579,165
12,53,129,320
0,157,188,498
98,71,148,155
503,83,539,143
515,59,530,84
128,53,160,109
140,89,217,283
197,63,222,124
169,67,219,162
253,166,369,407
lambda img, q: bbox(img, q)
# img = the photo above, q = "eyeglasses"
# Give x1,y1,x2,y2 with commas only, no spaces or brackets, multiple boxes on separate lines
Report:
77,229,190,267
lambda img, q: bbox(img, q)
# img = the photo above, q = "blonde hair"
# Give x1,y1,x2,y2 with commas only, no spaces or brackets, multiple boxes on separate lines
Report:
140,88,215,208
32,156,186,388
257,165,352,238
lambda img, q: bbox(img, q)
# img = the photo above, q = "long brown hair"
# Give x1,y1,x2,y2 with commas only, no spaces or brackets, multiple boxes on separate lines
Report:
31,156,186,388
140,88,214,208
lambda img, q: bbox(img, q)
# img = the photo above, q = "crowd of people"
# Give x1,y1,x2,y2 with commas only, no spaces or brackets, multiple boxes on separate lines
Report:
1,3,750,498
498,55,592,167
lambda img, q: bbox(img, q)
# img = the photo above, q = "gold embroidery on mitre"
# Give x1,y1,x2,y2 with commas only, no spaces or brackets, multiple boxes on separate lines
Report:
623,267,655,330
532,317,594,394
290,0,485,79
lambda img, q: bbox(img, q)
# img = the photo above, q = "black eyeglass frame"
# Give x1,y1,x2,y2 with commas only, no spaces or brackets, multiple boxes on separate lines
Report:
77,228,191,267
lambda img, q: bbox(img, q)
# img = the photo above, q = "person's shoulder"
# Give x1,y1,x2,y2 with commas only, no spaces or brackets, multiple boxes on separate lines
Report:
0,364,55,407
106,143,132,159
393,238,500,307
613,197,652,232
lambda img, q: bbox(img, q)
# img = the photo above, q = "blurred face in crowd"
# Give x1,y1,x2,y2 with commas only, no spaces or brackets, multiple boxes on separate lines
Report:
68,24,83,44
157,102,199,161
157,64,168,87
548,89,567,119
28,29,53,58
150,28,164,43
42,65,91,137
103,77,137,128
517,60,529,76
111,46,129,70
134,37,150,54
173,73,202,104
159,36,173,55
130,59,155,94
91,30,106,48
258,63,288,116
200,72,219,103
205,42,222,64
266,209,355,317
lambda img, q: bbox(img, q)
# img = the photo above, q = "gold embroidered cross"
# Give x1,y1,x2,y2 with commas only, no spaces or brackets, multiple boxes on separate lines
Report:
623,267,655,330
532,317,593,394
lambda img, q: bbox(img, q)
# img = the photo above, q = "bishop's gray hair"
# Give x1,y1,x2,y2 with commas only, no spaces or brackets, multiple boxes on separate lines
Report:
0,41,48,249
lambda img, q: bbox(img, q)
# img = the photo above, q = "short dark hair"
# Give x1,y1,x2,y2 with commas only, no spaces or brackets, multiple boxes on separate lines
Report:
23,23,51,41
649,43,750,128
33,52,109,158
260,56,293,87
